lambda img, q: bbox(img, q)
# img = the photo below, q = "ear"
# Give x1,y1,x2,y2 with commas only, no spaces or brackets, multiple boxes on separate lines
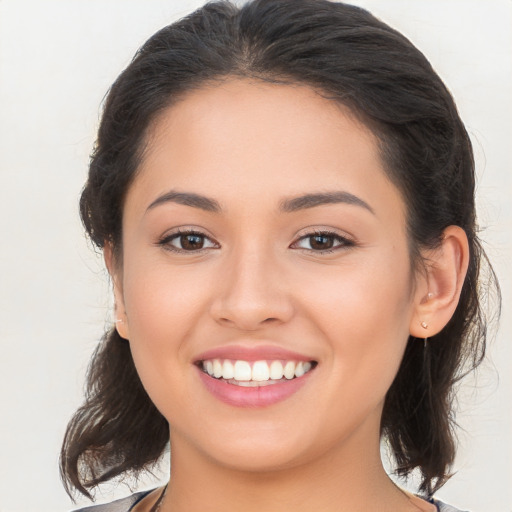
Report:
409,225,470,338
104,242,130,340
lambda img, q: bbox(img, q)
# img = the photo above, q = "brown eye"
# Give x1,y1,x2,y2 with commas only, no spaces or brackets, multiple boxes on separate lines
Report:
293,231,354,254
158,229,218,253
309,234,335,250
180,233,205,250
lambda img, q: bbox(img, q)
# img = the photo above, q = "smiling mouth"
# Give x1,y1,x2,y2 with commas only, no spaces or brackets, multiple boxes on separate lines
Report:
198,359,317,387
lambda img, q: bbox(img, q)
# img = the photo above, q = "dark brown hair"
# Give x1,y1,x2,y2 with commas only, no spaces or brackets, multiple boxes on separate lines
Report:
61,0,499,500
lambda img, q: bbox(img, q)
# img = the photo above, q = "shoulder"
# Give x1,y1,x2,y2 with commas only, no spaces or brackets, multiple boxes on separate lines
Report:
71,490,152,512
432,497,470,512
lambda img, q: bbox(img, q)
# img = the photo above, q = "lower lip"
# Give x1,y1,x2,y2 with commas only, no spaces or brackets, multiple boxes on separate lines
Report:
196,367,313,407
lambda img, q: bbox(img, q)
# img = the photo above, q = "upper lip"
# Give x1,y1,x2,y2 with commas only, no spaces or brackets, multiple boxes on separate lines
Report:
194,344,317,363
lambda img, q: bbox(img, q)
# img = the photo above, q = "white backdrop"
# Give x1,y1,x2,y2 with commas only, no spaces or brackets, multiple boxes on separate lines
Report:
0,1,510,511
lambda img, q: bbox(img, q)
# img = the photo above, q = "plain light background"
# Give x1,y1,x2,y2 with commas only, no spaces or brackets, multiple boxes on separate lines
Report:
0,1,510,511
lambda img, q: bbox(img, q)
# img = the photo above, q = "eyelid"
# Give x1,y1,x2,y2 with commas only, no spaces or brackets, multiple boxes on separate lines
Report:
294,226,354,240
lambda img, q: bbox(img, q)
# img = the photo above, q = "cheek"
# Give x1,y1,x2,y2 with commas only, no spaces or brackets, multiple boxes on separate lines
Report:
120,260,213,386
120,263,213,423
299,246,413,339
299,248,414,404
124,259,210,334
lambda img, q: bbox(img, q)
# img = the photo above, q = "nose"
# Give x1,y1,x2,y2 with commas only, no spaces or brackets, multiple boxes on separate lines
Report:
209,245,294,331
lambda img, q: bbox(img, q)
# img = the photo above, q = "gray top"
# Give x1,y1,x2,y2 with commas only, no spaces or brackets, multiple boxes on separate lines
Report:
73,491,148,512
73,490,469,512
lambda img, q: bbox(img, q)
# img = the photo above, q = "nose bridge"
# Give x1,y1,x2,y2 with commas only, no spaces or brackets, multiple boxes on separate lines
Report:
210,237,293,330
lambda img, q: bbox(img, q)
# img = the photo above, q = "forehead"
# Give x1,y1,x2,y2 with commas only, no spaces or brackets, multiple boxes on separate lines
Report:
127,78,405,225
146,79,375,165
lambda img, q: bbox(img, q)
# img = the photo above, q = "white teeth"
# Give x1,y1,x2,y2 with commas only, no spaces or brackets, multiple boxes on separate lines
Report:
234,360,252,381
213,359,223,378
283,361,296,380
201,358,315,383
222,360,234,379
269,360,284,380
252,360,270,381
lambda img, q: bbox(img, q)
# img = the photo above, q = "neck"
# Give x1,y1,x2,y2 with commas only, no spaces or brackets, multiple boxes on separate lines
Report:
161,416,413,512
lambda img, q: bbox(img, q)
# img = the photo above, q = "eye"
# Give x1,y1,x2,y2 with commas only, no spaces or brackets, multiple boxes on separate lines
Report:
157,228,354,255
158,229,218,253
292,230,355,254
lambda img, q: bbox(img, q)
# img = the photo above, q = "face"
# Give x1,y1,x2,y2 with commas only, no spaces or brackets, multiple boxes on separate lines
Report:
112,79,424,473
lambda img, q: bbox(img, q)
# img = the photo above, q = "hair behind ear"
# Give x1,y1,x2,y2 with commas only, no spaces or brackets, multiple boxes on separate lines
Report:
382,336,455,496
60,329,169,499
381,232,495,496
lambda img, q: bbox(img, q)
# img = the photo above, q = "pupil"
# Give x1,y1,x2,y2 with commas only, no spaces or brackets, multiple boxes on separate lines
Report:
182,234,203,250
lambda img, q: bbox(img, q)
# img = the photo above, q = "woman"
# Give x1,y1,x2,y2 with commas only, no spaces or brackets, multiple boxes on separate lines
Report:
60,1,499,511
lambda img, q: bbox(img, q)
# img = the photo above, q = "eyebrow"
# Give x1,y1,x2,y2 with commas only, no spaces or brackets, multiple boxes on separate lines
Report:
147,191,222,213
280,191,374,214
146,190,374,215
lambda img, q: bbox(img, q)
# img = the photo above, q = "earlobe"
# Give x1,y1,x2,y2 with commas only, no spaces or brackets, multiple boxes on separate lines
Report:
410,226,469,339
104,242,130,340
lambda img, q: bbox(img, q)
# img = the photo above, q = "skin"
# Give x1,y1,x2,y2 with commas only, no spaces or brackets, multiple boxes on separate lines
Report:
107,79,469,512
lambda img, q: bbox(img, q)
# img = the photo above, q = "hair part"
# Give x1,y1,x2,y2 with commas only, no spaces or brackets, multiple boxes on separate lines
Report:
62,0,499,500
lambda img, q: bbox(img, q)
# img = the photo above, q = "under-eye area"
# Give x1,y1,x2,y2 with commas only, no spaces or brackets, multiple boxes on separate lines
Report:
197,359,318,386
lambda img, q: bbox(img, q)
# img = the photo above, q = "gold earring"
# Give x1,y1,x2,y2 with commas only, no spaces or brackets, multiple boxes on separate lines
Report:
421,320,429,348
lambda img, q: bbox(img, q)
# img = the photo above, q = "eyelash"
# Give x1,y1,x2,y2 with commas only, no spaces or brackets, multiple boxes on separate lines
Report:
157,228,355,255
